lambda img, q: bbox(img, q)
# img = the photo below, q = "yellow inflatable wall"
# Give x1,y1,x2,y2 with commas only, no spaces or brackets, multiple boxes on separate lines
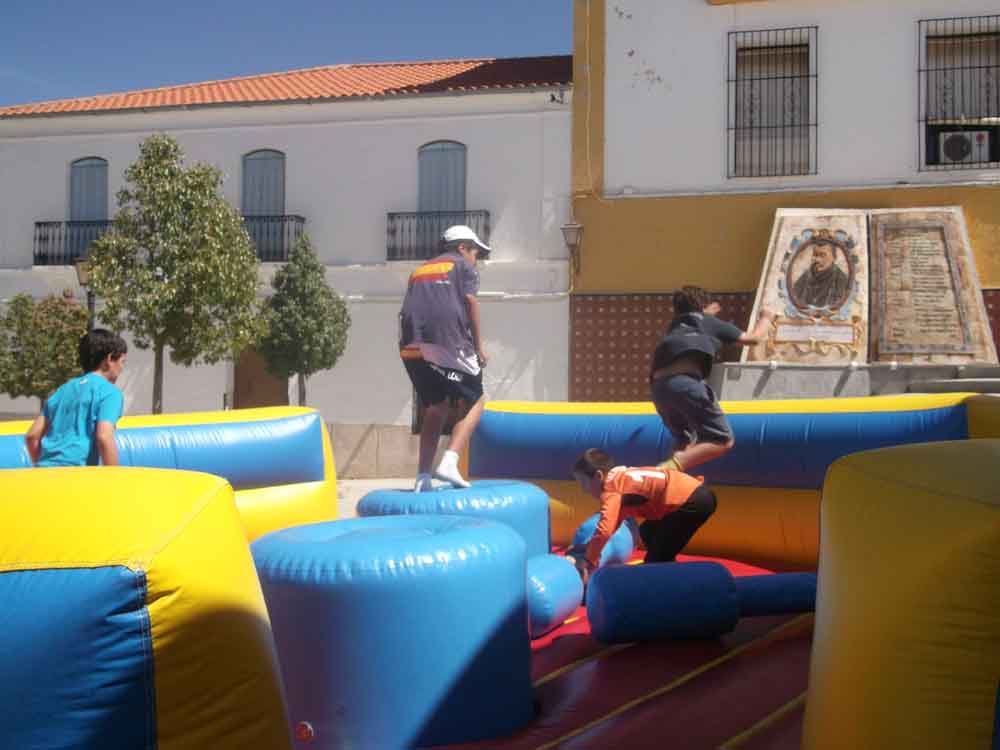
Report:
803,439,1000,749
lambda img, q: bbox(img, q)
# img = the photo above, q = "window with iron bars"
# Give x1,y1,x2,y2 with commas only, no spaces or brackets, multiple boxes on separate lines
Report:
919,15,1000,170
727,27,818,178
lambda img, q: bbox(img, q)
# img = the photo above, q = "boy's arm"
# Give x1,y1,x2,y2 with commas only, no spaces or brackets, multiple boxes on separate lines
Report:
24,416,47,464
736,310,775,345
465,293,488,367
584,491,623,567
94,422,119,466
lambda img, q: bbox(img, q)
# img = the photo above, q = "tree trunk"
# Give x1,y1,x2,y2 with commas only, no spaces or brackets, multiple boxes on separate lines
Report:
297,373,306,406
153,342,164,414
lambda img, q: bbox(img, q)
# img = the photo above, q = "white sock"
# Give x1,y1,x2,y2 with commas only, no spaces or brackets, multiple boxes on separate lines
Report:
414,473,433,492
434,450,470,488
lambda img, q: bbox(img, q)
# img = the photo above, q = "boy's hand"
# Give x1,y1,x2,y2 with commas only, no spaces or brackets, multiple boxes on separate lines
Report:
759,309,775,321
703,301,722,316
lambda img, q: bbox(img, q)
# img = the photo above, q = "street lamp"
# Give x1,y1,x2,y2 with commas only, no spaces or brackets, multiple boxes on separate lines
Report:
75,259,96,331
560,220,584,275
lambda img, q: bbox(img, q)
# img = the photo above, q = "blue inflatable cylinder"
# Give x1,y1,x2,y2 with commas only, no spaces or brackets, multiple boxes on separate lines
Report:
735,572,817,616
357,479,551,557
526,554,584,639
568,512,636,566
587,561,740,644
252,515,533,749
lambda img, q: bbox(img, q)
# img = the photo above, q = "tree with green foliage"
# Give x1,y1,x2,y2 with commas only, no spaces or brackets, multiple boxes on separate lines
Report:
87,133,263,413
258,234,351,405
0,291,88,408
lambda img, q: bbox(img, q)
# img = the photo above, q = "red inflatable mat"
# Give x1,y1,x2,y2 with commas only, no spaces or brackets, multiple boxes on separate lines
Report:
437,555,812,750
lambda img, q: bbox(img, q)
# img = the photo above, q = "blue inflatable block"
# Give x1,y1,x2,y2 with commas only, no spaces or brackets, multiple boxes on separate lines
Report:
252,515,533,749
0,413,326,488
0,566,154,750
526,554,584,639
568,512,636,566
734,572,817,616
587,561,740,643
357,479,551,558
0,434,31,468
116,412,325,490
471,412,669,480
470,405,968,490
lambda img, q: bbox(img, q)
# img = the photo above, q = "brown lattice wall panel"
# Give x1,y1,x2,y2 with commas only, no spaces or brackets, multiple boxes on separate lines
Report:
570,293,754,402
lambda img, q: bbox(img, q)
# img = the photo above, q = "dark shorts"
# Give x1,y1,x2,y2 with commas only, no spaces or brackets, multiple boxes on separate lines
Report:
650,373,732,449
404,359,484,407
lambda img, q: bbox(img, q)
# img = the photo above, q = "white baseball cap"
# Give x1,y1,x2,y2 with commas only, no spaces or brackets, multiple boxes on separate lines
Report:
442,225,491,257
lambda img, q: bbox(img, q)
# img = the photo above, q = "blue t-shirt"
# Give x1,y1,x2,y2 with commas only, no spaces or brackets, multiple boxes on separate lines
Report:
37,373,124,467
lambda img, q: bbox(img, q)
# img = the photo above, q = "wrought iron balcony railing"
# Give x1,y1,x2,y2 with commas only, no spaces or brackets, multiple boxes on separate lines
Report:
243,214,306,262
387,210,490,261
33,221,112,266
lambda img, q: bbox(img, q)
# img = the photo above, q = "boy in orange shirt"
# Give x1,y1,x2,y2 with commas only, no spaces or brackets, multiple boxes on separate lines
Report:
568,448,717,582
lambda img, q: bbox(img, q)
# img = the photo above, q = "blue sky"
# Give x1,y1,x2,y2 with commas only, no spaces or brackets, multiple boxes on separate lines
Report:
1,1,572,107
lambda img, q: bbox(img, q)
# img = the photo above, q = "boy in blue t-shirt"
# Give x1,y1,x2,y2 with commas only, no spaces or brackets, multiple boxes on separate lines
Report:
25,329,128,467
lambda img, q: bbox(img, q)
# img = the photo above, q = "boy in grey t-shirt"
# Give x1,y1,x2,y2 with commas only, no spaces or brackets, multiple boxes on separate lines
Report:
649,286,772,473
399,225,490,491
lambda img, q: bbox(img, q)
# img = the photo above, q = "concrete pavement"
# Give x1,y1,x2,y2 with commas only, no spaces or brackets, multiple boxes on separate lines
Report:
335,477,415,519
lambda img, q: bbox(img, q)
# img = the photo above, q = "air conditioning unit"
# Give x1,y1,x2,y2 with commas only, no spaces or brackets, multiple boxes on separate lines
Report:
938,131,991,164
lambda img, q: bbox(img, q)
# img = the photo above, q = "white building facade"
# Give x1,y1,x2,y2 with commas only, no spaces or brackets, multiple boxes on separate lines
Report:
0,58,574,475
603,0,1000,196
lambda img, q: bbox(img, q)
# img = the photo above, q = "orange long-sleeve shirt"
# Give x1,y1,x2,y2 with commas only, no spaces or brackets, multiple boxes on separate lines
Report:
585,466,704,566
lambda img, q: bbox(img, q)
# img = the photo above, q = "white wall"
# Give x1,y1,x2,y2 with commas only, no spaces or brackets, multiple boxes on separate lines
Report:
0,91,571,270
603,0,1000,195
0,89,572,424
303,293,569,426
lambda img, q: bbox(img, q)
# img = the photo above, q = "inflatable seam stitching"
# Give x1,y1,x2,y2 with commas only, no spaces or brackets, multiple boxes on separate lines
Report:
829,459,997,505
142,475,233,567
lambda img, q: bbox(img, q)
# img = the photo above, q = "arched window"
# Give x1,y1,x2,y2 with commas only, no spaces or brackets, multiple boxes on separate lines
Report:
242,149,286,216
242,150,287,261
418,141,466,213
70,157,108,222
68,157,108,260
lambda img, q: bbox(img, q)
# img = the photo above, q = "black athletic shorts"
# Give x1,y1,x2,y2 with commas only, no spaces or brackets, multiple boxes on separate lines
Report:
404,359,484,407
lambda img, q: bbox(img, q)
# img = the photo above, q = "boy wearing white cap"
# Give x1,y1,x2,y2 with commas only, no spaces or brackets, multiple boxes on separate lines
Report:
399,225,491,490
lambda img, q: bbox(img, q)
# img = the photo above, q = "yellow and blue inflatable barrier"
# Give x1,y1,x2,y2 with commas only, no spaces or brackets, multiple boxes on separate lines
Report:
468,393,1000,568
0,467,292,749
0,406,337,540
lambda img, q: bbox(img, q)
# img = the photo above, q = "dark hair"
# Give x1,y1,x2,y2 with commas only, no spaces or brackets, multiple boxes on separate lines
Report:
79,329,127,372
672,285,709,315
809,238,840,257
573,448,615,478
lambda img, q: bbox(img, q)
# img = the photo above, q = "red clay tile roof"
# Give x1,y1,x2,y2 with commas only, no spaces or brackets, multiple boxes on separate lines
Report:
0,55,572,118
